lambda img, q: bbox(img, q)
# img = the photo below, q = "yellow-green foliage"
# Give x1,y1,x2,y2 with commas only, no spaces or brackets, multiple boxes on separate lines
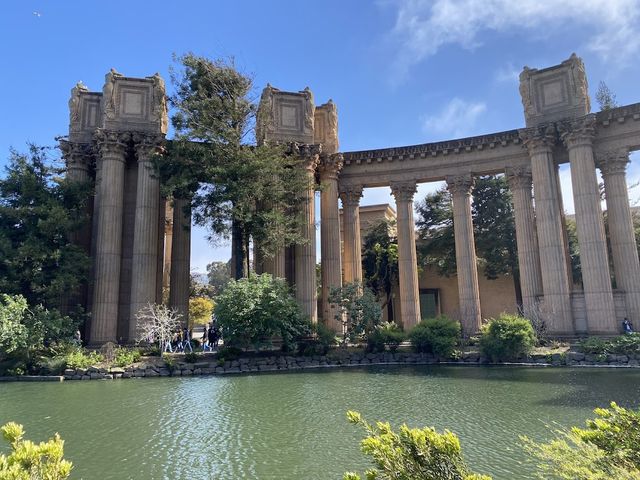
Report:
343,411,491,480
0,422,72,480
189,297,214,326
522,402,640,479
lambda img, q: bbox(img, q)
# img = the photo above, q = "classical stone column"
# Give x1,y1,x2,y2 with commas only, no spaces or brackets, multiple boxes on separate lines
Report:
598,149,640,325
163,201,173,292
390,181,421,330
560,116,616,334
340,185,364,283
169,198,191,325
90,129,129,344
520,126,573,334
128,133,164,341
446,175,482,335
506,167,543,315
294,147,320,324
319,153,344,330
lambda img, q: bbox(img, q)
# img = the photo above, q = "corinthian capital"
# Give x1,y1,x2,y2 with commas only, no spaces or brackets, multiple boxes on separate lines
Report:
558,114,596,148
596,148,629,176
133,132,166,161
339,184,363,206
290,143,321,172
59,140,93,168
318,153,343,180
390,181,417,203
94,129,130,158
446,174,474,196
505,166,533,191
518,124,557,154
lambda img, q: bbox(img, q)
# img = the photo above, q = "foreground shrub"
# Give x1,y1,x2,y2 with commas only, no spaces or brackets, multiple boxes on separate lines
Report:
63,349,103,369
479,314,536,362
113,347,141,367
366,322,405,353
522,402,640,479
329,282,382,345
409,316,460,357
298,323,338,356
216,274,311,351
579,333,640,356
0,422,72,479
343,411,491,480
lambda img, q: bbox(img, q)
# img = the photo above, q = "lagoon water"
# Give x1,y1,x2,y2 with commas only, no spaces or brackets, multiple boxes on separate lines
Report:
1,366,639,479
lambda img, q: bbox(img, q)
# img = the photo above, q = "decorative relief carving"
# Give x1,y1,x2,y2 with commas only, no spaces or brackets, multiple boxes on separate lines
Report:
558,114,596,148
318,153,343,179
94,129,130,159
446,174,474,196
596,148,630,176
518,124,557,153
339,185,364,206
302,87,314,131
59,140,93,170
69,81,89,126
256,84,276,145
133,132,166,161
390,181,417,202
148,72,168,134
314,100,339,153
505,166,533,190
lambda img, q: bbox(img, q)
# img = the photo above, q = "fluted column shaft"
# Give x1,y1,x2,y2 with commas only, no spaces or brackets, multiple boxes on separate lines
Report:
521,127,573,334
90,130,129,344
128,134,163,341
169,198,191,325
599,149,640,325
340,186,364,283
391,181,421,330
446,175,482,335
319,154,344,331
506,167,543,314
561,117,616,334
294,155,319,323
162,202,173,292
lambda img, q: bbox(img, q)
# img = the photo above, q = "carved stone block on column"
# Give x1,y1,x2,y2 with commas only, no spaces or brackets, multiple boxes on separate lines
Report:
519,53,590,127
101,69,168,134
256,84,315,144
314,100,339,154
68,82,103,144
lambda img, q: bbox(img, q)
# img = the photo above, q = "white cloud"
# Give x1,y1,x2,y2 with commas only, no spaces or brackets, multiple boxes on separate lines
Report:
390,0,640,78
422,98,487,139
495,62,520,84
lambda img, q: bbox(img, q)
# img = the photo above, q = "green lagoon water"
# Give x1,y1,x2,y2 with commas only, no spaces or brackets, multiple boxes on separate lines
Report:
1,365,639,479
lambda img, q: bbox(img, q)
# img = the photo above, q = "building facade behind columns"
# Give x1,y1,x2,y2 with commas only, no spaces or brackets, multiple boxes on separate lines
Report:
60,70,190,345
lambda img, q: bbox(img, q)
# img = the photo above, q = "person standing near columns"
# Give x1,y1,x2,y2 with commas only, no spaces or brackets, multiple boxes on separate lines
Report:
520,126,574,335
446,174,482,335
294,144,320,324
597,148,640,326
90,129,130,344
128,133,164,341
390,181,421,330
319,153,343,330
560,115,616,334
340,185,364,284
505,167,543,316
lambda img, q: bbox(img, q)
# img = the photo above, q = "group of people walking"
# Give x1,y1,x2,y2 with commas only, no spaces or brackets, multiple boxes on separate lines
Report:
202,322,221,352
163,327,194,353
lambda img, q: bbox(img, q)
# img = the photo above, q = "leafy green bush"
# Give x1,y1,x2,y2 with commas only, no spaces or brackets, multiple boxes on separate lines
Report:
215,345,243,362
343,411,491,480
63,349,103,369
579,334,640,356
479,314,536,362
112,348,141,367
579,336,609,355
298,323,337,356
215,273,311,351
0,422,73,479
409,316,460,357
522,402,640,479
367,322,405,353
184,352,199,363
329,282,382,345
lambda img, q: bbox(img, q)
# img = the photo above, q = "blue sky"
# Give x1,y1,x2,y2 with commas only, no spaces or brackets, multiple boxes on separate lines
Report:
1,0,640,273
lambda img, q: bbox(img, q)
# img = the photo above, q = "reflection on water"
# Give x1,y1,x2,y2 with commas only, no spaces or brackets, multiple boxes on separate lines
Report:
1,366,639,479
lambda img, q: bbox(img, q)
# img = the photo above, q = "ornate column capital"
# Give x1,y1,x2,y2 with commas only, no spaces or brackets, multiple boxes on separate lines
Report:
59,140,93,170
133,132,166,161
559,114,597,148
446,174,474,197
290,143,322,172
339,184,364,206
390,180,417,203
94,129,130,159
318,153,343,180
505,166,533,190
596,148,630,176
518,124,557,154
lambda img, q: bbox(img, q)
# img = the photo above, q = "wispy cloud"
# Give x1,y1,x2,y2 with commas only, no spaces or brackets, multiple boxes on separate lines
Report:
389,0,640,79
495,62,521,84
422,98,487,139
